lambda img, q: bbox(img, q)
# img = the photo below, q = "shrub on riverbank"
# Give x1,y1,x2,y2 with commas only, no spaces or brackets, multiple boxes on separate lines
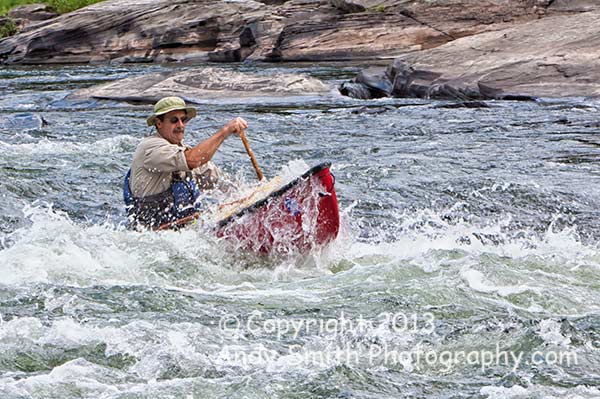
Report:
0,19,18,38
0,0,104,16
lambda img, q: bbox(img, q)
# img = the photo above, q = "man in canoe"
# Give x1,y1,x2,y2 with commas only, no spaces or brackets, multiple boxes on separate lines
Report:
124,96,248,230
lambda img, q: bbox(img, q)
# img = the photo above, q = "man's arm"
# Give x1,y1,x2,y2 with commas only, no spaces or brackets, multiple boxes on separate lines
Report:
184,117,248,169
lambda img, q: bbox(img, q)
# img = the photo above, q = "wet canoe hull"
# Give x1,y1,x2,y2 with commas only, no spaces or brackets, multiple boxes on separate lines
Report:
216,162,340,253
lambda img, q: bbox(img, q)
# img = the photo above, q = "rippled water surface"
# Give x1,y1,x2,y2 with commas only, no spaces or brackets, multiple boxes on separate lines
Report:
1,63,599,398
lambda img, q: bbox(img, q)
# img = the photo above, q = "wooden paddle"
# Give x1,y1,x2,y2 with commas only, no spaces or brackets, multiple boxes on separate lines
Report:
156,212,200,231
240,130,264,181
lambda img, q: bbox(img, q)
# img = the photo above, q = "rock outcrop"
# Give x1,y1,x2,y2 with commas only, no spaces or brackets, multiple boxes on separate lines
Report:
1,0,598,99
0,0,558,65
68,67,331,103
341,8,600,100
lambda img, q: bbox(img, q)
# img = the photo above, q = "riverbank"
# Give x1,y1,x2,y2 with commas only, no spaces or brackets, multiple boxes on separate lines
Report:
0,1,103,39
0,0,102,16
0,0,583,64
0,0,600,100
0,0,598,99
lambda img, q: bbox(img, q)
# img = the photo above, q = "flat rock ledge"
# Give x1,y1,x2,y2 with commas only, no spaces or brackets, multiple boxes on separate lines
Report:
340,9,600,100
68,67,331,104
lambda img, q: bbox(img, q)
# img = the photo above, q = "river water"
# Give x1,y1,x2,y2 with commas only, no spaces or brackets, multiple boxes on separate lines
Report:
0,63,599,398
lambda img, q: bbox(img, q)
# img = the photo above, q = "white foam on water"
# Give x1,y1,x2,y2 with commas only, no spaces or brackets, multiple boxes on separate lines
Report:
537,319,571,347
342,203,600,270
0,135,137,157
178,283,326,304
0,202,245,289
1,171,599,319
322,203,600,317
0,196,345,291
479,385,532,399
3,358,124,397
461,269,537,297
0,316,216,376
0,204,149,287
0,317,46,341
480,385,600,399
1,316,121,354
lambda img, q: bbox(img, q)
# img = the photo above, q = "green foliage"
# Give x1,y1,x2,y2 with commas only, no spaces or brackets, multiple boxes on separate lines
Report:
0,0,104,16
0,0,39,16
366,3,386,13
45,0,105,14
0,18,17,38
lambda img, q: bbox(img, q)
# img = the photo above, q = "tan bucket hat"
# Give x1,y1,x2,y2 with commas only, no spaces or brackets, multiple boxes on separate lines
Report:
146,96,197,127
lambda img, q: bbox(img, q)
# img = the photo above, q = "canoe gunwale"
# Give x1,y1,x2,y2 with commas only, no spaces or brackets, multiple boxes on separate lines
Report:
216,161,332,228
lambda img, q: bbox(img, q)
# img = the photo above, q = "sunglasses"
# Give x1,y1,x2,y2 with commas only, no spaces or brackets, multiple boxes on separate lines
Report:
168,116,189,124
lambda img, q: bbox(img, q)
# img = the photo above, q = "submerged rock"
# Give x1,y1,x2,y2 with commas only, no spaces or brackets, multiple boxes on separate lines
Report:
434,101,490,109
68,67,331,103
0,113,47,130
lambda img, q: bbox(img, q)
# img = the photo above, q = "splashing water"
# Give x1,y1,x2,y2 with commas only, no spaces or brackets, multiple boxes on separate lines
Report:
0,63,599,398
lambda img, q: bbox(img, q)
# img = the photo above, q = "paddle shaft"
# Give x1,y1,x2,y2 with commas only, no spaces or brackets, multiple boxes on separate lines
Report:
240,131,263,181
156,213,199,231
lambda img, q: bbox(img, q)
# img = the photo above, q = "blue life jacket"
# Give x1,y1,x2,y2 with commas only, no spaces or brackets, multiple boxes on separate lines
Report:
123,169,201,229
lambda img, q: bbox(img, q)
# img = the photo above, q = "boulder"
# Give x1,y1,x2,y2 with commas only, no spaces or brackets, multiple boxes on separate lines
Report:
67,67,331,104
329,0,366,14
338,82,374,99
547,0,599,13
7,4,58,21
339,67,392,98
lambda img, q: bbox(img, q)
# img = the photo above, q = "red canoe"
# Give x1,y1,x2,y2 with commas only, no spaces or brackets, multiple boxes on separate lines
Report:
215,162,340,253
